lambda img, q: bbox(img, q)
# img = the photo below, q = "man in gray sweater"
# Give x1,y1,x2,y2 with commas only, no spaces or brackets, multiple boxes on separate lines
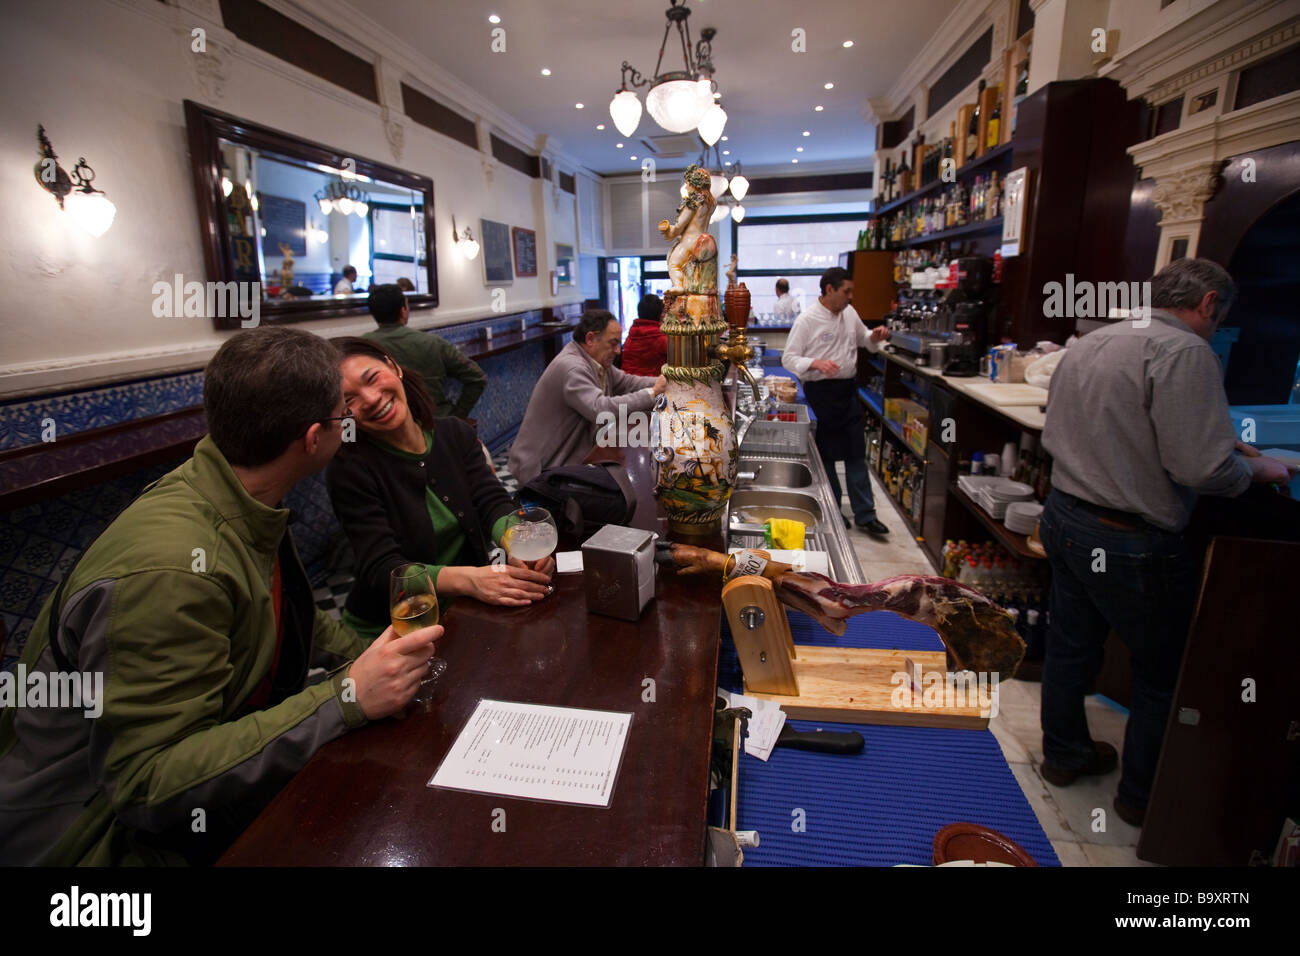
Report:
509,310,666,485
1038,258,1293,827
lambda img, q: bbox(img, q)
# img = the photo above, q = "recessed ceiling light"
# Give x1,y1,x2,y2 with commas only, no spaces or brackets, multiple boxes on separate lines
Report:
541,68,552,76
630,155,637,160
824,82,834,90
724,161,732,166
713,92,722,99
596,124,605,130
721,135,728,142
802,131,811,136
796,147,803,152
814,105,824,112
792,158,799,164
722,150,730,155
616,142,624,148
575,103,584,109
489,14,500,24
842,40,854,48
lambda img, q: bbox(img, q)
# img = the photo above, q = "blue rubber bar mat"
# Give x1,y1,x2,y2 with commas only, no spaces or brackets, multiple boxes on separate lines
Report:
720,610,1060,867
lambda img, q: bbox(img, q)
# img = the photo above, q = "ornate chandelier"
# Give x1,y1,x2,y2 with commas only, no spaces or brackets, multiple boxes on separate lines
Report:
314,174,371,218
610,1,723,138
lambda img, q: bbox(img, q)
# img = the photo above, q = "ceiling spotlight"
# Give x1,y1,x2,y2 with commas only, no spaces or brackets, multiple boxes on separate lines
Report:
842,40,854,48
575,103,584,109
541,68,552,76
802,131,811,136
630,155,638,160
721,135,728,142
796,147,803,152
814,105,824,112
791,158,799,163
722,150,730,155
489,14,500,24
824,82,834,90
616,142,624,148
596,123,606,130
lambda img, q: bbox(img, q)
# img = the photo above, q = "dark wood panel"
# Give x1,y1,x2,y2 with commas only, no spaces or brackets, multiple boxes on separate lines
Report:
559,171,576,195
1233,42,1300,110
1139,537,1300,866
745,172,871,196
219,446,724,866
927,27,993,119
400,83,478,151
219,0,377,102
1122,176,1161,282
490,134,540,179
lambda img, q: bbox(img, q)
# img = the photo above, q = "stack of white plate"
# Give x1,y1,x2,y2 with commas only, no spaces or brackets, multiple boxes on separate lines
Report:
1004,501,1044,534
974,479,1036,519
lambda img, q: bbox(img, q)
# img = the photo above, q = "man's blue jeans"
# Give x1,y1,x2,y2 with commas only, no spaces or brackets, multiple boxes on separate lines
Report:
1038,490,1199,807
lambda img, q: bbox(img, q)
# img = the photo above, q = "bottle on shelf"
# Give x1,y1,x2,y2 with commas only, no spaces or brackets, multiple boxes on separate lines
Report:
987,93,1001,150
966,79,985,160
986,171,1001,220
1011,53,1030,136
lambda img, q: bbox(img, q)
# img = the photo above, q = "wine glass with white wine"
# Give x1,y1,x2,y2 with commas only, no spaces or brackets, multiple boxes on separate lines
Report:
389,564,444,701
501,507,559,585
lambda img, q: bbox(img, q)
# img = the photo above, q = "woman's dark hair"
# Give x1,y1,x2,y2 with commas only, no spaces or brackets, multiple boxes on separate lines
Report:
334,337,437,431
204,327,341,467
638,294,664,323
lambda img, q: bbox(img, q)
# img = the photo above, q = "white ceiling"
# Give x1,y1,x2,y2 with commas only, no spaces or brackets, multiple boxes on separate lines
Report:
349,0,960,177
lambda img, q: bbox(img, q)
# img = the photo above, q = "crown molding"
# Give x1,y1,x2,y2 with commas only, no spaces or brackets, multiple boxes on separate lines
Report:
1099,0,1298,101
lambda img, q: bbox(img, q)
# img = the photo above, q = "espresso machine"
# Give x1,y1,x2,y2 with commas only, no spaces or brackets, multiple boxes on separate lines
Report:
941,256,996,377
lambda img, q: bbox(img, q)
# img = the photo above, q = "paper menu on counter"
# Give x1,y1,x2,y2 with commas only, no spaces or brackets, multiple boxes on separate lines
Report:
429,700,631,807
717,688,786,762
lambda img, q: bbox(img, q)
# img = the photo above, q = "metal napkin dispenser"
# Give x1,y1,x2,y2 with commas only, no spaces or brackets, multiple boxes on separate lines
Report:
582,525,657,621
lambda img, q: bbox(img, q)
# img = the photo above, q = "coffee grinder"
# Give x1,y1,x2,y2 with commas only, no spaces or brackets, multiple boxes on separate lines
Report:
942,256,996,377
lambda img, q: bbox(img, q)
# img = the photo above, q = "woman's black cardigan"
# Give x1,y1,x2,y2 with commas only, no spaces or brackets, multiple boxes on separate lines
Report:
325,417,516,626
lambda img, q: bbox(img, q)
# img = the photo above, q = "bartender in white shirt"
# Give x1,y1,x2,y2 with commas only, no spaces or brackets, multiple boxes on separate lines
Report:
773,278,799,323
334,265,358,294
782,266,891,535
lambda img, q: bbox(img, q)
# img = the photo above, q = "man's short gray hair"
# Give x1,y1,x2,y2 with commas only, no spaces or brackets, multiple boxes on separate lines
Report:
1150,258,1237,314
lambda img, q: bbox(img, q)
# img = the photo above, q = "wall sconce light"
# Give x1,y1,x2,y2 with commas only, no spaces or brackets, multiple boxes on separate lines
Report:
452,215,480,260
33,125,116,237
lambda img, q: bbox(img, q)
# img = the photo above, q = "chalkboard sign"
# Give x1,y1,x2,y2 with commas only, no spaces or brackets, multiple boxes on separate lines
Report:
512,226,537,277
260,194,306,256
480,218,513,284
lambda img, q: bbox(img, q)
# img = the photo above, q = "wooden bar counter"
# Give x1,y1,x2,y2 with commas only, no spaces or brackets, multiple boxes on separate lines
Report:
219,446,725,866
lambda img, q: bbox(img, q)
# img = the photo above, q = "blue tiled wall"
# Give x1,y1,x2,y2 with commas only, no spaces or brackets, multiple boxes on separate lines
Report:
1,317,555,672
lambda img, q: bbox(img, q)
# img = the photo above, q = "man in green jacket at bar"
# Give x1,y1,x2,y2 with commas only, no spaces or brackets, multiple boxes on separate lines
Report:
0,327,440,865
363,283,487,420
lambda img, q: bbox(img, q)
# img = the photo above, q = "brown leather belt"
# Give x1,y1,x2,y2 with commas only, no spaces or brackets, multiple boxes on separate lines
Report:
1062,492,1148,531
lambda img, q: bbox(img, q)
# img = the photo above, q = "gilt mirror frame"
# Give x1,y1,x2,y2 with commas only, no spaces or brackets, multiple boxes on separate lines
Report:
184,100,438,328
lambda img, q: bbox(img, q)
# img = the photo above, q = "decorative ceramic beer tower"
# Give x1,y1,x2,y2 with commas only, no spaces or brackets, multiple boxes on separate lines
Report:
652,165,756,535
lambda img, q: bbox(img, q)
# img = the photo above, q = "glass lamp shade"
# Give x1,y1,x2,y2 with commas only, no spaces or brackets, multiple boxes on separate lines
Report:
680,182,689,199
65,190,116,238
709,174,728,199
317,197,333,214
709,203,730,225
335,196,354,215
609,90,643,138
645,78,710,133
698,104,727,146
221,177,233,198
730,204,746,223
459,237,480,260
728,173,750,201
354,201,369,217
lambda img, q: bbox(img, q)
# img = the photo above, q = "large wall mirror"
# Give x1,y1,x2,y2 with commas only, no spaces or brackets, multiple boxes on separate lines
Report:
184,100,437,327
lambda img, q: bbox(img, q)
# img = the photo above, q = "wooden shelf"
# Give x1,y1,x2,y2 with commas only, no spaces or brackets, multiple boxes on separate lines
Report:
873,143,1014,215
951,485,1044,560
890,217,1004,249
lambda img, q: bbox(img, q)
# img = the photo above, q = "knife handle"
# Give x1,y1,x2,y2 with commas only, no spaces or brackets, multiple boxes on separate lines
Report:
777,726,865,755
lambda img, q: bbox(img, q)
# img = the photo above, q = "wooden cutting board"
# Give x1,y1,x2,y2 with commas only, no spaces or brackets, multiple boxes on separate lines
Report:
744,646,991,730
960,382,1049,406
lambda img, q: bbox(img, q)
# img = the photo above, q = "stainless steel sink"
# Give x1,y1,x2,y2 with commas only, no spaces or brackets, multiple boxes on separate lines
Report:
729,490,823,529
736,458,812,488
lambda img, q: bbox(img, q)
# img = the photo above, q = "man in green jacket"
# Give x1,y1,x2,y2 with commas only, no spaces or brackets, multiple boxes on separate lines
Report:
363,284,486,420
0,327,440,865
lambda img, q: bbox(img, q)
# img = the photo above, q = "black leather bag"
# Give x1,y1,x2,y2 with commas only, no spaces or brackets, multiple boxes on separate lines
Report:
520,463,637,536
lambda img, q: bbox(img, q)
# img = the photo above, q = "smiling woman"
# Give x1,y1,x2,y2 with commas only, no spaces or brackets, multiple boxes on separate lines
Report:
325,339,556,639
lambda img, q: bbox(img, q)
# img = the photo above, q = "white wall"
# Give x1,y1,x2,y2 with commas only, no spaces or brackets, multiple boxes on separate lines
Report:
1,0,581,398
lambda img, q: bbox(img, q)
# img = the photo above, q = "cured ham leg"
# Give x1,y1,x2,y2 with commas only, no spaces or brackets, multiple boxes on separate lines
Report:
659,543,1026,677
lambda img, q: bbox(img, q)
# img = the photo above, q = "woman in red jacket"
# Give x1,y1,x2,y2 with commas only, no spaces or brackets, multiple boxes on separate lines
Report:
619,293,667,377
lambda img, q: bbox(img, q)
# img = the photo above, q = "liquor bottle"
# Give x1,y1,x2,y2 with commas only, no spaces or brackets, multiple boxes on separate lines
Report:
966,79,985,159
1011,56,1030,136
897,150,910,197
882,158,893,203
945,122,955,171
986,171,1000,220
987,95,1001,149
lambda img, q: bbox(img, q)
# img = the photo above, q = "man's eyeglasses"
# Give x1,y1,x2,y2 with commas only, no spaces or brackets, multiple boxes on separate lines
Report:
301,409,353,437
